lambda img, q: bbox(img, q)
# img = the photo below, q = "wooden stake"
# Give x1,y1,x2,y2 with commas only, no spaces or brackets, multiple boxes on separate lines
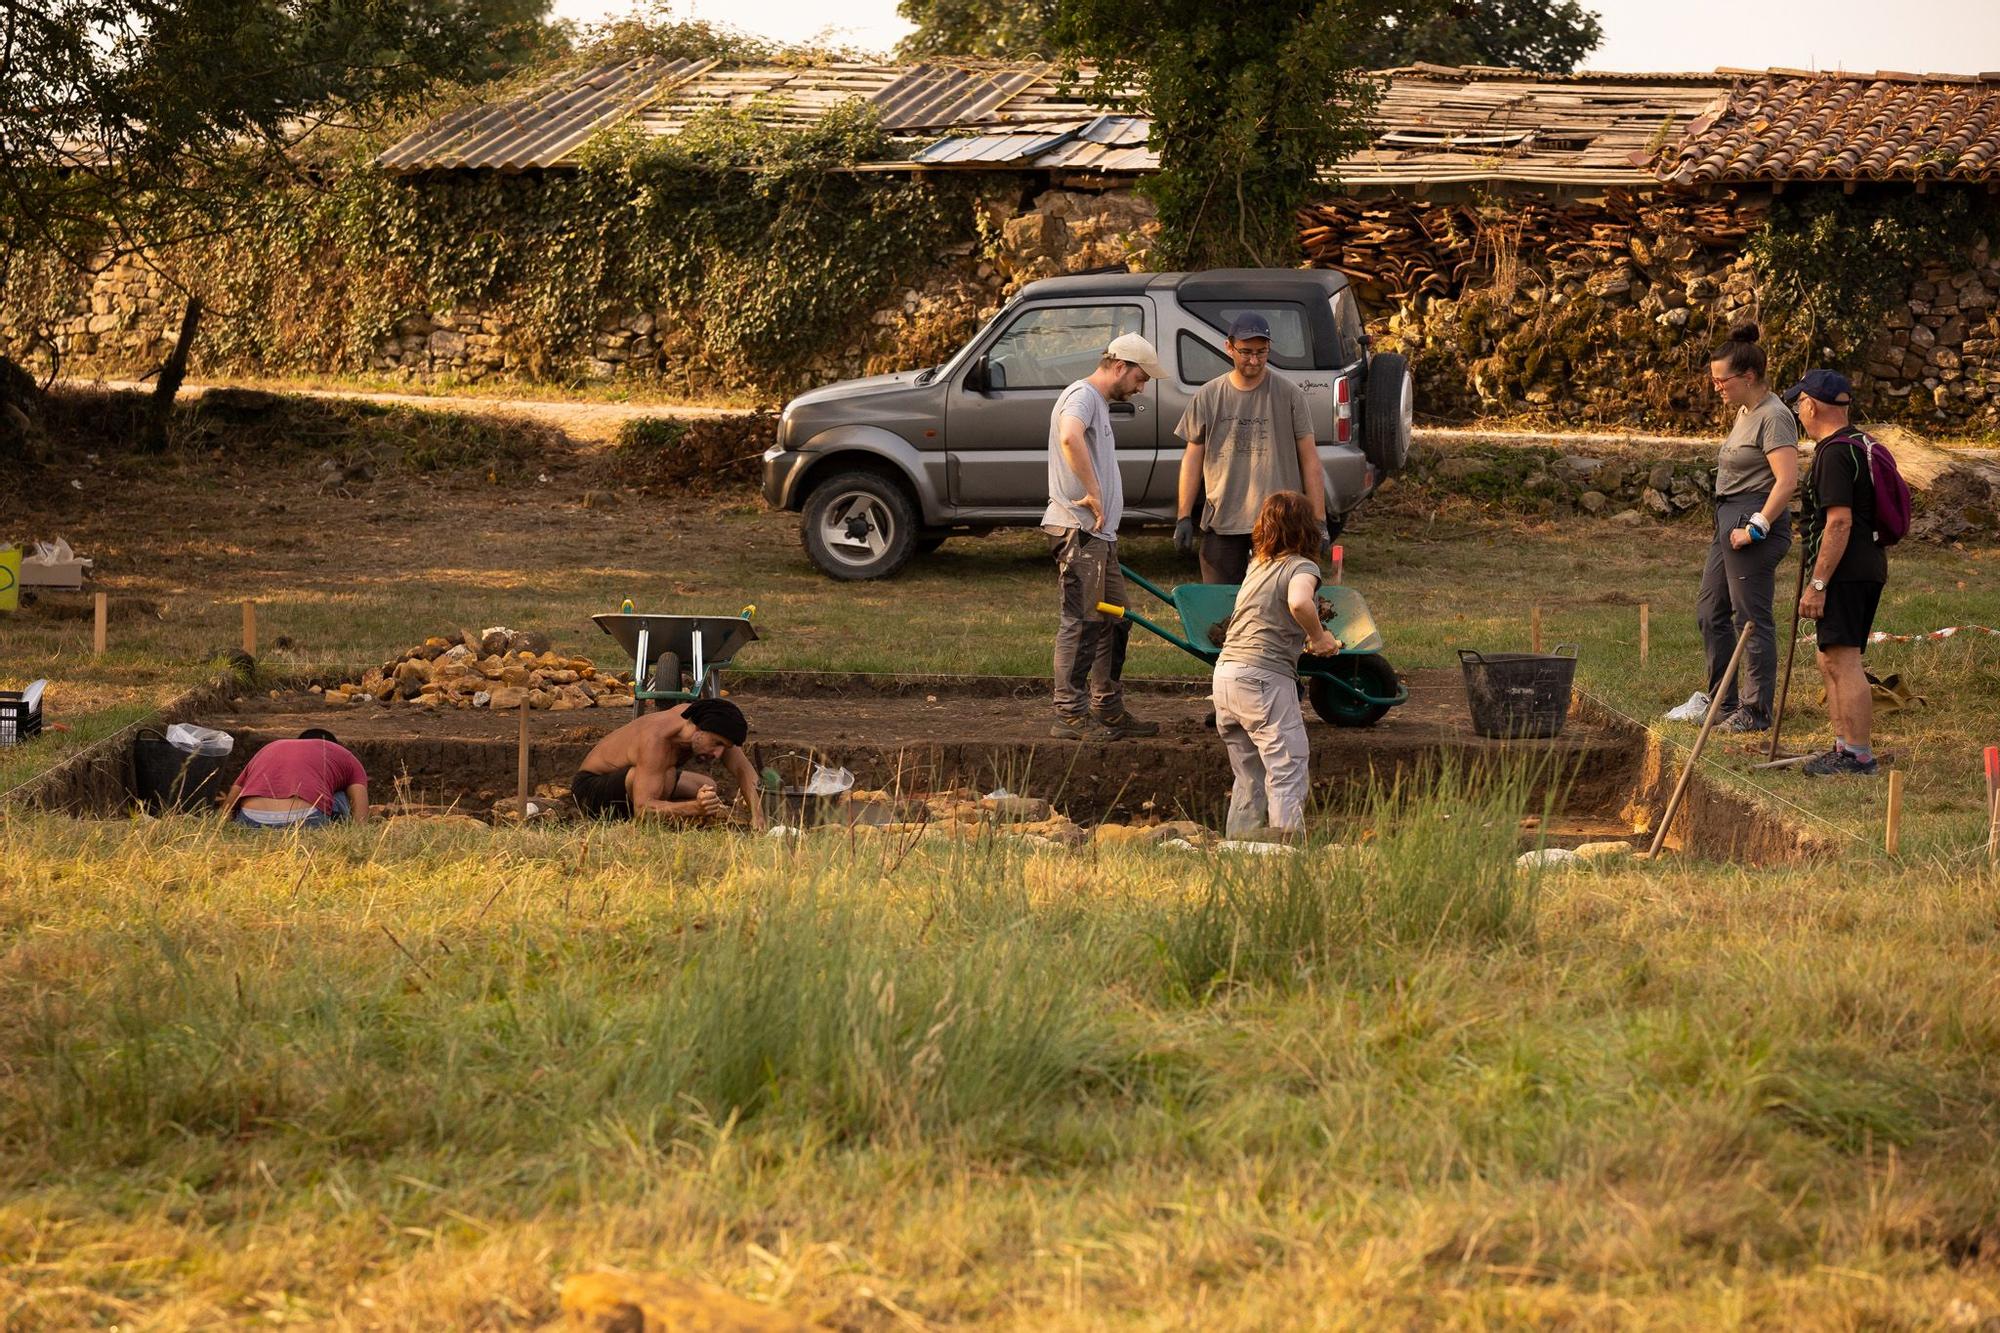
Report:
1639,602,1650,666
1646,622,1753,860
1885,769,1904,856
517,700,531,811
1531,605,1543,654
241,601,257,657
93,592,107,656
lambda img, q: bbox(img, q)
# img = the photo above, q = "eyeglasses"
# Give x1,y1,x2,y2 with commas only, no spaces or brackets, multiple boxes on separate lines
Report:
1710,371,1749,388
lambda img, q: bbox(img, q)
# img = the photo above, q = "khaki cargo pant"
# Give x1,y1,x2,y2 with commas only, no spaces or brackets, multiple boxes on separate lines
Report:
1212,661,1311,836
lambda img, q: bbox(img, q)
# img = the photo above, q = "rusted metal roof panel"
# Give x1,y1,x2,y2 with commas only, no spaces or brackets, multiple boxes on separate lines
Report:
869,63,1049,132
376,58,708,171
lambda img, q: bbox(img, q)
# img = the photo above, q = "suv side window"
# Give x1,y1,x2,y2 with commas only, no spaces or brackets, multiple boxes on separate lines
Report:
1183,300,1314,370
1331,290,1365,359
984,303,1144,390
1177,331,1230,385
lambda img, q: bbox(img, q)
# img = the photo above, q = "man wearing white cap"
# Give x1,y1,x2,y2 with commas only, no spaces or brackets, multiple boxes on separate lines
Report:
1042,331,1165,740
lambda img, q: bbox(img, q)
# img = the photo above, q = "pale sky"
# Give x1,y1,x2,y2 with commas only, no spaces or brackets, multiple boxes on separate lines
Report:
550,0,2000,74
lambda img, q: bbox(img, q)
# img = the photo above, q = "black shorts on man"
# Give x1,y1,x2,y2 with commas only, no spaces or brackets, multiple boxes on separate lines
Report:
1816,582,1882,651
571,767,634,819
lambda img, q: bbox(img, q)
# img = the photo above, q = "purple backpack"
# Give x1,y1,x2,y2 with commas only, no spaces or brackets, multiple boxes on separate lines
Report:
1852,430,1911,547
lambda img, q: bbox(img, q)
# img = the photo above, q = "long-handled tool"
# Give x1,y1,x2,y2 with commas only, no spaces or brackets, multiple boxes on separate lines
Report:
1644,622,1753,860
1766,535,1812,763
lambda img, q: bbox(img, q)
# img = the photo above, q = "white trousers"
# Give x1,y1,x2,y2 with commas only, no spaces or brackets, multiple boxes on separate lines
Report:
1212,662,1311,836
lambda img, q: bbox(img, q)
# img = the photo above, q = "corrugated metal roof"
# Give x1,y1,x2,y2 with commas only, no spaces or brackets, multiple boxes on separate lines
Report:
375,58,2000,186
375,58,709,171
909,115,1153,170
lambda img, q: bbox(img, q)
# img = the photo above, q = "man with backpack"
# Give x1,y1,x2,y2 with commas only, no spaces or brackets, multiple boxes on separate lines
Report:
1785,370,1906,777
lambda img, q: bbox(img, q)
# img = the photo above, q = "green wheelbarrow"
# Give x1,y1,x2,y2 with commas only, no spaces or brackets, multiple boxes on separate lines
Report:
1099,565,1409,727
593,607,758,717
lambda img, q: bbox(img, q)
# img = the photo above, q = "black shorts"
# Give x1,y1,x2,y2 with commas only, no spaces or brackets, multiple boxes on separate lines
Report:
1816,581,1883,651
571,767,633,819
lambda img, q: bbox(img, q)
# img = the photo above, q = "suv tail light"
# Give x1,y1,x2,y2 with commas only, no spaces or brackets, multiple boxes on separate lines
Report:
1335,374,1352,444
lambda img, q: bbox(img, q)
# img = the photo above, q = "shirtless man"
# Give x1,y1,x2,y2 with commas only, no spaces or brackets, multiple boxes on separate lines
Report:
570,698,764,827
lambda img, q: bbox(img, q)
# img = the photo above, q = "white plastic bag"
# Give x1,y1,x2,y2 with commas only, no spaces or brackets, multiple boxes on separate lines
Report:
166,723,234,756
804,764,854,796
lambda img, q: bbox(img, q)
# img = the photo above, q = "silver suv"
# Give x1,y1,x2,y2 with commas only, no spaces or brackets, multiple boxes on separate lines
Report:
762,268,1413,580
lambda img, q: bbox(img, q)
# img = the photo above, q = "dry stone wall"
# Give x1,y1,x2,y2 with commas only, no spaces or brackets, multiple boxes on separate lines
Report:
9,179,1997,440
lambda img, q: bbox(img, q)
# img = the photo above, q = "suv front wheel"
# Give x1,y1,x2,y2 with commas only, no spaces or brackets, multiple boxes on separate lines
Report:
800,470,920,581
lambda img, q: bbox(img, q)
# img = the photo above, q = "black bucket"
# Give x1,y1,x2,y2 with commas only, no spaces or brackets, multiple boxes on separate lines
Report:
1457,646,1579,740
131,730,226,813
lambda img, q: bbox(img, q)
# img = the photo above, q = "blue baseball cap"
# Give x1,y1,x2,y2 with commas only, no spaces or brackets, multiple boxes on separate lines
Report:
1782,369,1853,407
1227,311,1272,341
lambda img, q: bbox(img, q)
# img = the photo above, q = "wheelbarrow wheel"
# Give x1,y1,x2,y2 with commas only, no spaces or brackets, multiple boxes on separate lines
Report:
1308,654,1397,728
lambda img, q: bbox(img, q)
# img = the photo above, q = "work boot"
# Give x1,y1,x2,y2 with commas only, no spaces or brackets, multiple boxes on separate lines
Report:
1716,708,1768,733
1049,713,1115,742
1801,746,1879,777
1091,707,1160,739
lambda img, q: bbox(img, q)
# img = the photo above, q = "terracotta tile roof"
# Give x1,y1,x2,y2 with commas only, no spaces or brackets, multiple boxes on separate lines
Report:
1664,71,2000,185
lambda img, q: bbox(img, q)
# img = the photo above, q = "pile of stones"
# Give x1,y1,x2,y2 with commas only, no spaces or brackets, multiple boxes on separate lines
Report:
323,627,635,711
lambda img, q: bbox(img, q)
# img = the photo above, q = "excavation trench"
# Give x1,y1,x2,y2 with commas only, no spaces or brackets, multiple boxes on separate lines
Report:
19,669,1826,862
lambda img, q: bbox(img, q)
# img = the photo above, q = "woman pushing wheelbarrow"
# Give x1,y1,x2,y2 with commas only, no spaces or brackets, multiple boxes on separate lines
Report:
1206,491,1342,837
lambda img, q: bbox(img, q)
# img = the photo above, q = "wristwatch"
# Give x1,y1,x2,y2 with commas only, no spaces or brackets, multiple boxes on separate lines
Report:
1810,578,1828,592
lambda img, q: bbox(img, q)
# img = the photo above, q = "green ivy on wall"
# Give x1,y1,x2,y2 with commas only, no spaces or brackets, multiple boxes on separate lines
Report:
1748,189,1987,377
49,102,994,398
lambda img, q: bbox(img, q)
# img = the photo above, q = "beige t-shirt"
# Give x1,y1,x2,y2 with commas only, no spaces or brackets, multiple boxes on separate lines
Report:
1715,391,1798,497
1176,374,1314,534
1217,554,1321,678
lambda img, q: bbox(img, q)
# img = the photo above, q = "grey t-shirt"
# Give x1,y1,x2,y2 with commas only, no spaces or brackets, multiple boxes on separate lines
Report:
1217,554,1321,678
1042,380,1122,539
1715,391,1799,498
1176,374,1315,535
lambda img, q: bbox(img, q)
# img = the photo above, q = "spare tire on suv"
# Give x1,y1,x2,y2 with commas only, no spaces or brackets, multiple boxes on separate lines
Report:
1362,351,1413,476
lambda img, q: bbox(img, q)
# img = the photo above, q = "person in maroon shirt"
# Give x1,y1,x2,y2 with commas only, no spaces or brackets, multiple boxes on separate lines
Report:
221,729,370,828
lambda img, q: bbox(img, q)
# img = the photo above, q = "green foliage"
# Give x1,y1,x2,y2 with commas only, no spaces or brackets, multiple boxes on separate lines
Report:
1057,1,1382,268
903,0,1601,71
142,104,983,396
1749,190,1985,375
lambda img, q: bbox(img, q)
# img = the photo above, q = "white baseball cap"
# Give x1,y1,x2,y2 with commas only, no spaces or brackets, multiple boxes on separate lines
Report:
1105,332,1163,378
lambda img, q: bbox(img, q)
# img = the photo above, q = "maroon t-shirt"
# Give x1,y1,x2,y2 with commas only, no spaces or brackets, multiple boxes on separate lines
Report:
236,739,367,813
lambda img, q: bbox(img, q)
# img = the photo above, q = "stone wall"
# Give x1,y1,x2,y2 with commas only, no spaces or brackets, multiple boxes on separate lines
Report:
11,177,1998,439
9,186,1158,394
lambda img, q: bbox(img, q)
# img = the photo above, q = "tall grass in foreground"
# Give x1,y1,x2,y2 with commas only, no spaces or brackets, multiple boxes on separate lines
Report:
1164,757,1549,995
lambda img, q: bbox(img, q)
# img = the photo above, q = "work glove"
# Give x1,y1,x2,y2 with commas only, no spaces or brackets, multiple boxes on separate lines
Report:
1173,516,1198,556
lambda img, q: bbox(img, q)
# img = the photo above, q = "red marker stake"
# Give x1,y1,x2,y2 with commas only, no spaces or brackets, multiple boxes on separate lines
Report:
1330,544,1344,584
1985,746,1999,866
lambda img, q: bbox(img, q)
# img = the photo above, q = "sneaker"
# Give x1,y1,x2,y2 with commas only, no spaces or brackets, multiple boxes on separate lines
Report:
1092,708,1160,738
1049,714,1115,742
1716,709,1768,734
1801,747,1879,777
1664,691,1712,723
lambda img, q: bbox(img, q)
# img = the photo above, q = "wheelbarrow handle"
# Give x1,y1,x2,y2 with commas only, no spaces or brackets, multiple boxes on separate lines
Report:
1457,648,1487,666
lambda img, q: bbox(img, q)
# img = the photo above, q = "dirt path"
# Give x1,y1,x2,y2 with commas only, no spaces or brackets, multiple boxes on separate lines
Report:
67,378,749,444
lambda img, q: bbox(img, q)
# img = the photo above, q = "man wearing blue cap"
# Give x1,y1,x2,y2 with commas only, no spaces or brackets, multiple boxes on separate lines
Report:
1172,312,1327,584
1784,369,1887,777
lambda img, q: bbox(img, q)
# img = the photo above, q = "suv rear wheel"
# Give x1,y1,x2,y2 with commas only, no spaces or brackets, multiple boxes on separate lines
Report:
800,470,920,581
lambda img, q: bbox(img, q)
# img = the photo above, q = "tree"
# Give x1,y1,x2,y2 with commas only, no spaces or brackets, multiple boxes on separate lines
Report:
902,0,1601,72
0,0,554,451
1056,0,1387,269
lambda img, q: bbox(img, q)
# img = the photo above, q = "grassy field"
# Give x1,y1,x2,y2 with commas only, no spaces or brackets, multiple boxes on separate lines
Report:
7,393,2000,1327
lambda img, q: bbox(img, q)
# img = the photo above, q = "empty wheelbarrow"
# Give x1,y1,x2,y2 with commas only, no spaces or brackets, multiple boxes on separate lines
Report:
593,607,758,717
1098,565,1408,727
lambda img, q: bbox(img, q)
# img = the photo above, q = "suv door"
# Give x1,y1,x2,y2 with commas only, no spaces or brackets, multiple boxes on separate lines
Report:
946,298,1159,511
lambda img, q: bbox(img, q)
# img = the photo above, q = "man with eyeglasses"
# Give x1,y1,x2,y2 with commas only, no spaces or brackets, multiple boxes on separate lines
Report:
1172,312,1327,584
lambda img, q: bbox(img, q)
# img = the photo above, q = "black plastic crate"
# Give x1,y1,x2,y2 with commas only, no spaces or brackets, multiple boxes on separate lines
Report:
0,690,43,746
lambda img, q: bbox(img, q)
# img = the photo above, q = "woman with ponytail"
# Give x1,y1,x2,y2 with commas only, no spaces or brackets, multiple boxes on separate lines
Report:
1669,322,1798,731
